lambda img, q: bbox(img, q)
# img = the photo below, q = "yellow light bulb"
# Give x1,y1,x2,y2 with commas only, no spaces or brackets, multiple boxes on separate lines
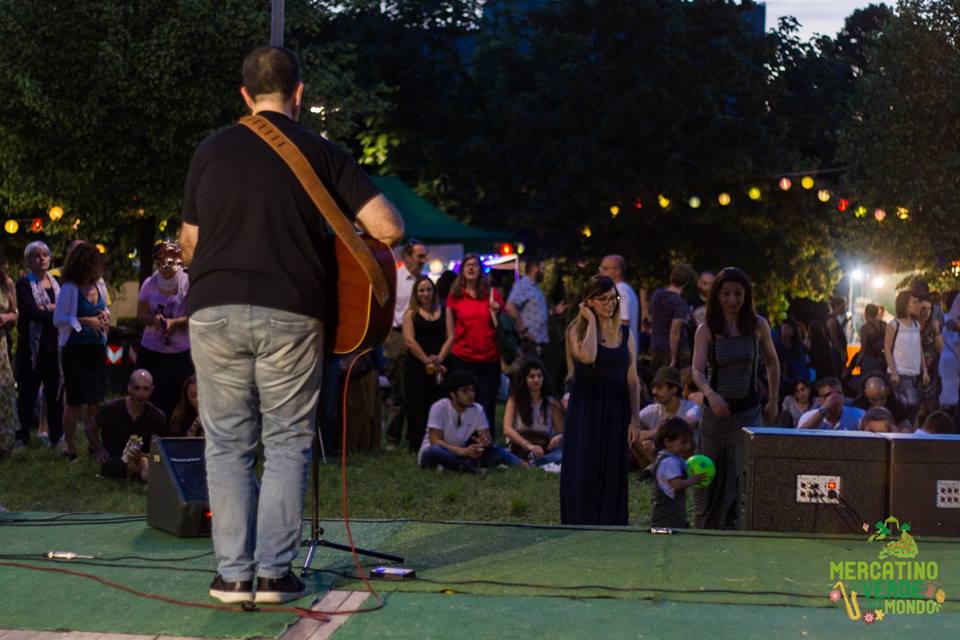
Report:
158,219,168,232
48,206,64,221
896,207,910,220
778,177,792,191
817,189,831,202
688,196,701,209
801,176,815,189
855,205,867,218
96,243,107,254
517,243,525,255
718,192,732,206
658,194,671,209
747,187,761,201
609,205,620,217
4,219,18,234
582,226,592,238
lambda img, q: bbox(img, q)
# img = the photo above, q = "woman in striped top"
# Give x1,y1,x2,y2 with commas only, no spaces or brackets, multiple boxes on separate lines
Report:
691,267,780,529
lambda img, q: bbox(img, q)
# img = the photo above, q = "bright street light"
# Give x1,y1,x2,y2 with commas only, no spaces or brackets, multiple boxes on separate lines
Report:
872,276,886,289
851,268,865,282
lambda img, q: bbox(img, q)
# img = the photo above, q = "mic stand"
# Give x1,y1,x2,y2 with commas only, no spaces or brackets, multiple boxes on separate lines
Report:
301,425,403,577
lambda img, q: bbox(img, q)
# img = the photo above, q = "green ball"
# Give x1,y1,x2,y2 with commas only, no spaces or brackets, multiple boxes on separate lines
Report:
686,454,716,489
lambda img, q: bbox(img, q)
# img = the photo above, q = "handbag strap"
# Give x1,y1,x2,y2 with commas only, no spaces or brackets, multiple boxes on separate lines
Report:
238,114,391,306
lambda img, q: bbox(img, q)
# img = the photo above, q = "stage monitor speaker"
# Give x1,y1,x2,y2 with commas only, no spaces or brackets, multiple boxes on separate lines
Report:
883,433,960,537
148,437,211,538
739,428,888,534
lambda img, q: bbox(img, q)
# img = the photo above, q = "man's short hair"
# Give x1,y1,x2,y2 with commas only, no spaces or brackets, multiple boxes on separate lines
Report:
402,238,425,257
524,258,541,275
864,303,879,319
669,264,693,287
603,254,626,274
445,369,479,395
860,406,894,431
861,371,888,392
813,377,842,393
922,410,955,434
242,46,301,101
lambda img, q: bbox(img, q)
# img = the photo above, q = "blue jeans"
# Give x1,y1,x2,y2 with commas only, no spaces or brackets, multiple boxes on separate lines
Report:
419,443,522,471
190,305,322,581
534,447,563,466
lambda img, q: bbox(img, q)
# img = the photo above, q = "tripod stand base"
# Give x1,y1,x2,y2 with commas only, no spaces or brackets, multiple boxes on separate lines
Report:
301,531,405,577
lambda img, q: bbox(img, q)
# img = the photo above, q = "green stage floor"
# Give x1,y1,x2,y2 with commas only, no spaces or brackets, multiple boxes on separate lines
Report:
1,513,958,639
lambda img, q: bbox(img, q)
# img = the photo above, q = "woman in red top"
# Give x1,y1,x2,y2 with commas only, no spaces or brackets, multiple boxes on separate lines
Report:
446,254,503,438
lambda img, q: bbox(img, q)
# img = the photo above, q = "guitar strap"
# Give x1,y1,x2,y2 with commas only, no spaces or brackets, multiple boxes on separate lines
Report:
238,114,391,307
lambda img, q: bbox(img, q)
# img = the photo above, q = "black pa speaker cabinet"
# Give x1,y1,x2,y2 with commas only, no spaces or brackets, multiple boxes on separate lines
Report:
147,437,211,537
740,428,888,534
882,433,960,537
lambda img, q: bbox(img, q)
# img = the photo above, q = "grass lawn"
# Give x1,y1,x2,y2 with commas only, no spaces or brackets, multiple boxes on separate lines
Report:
0,403,658,525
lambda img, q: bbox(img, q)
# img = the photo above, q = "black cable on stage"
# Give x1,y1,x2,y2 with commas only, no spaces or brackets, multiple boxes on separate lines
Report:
0,553,830,604
0,515,146,527
0,560,333,620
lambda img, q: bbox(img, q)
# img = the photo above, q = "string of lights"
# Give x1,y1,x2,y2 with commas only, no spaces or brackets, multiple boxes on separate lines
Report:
584,174,910,238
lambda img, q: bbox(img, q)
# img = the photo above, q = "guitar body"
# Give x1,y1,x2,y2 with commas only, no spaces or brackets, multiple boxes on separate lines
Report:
327,235,397,356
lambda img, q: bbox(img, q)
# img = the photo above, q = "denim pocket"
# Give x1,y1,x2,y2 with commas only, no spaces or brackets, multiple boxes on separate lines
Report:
267,315,321,368
268,316,317,333
190,317,228,333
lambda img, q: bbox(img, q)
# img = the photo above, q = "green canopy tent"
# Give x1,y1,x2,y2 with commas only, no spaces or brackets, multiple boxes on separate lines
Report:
372,176,515,253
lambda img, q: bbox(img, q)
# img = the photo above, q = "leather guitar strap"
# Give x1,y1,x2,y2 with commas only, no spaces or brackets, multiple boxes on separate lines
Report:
238,114,391,306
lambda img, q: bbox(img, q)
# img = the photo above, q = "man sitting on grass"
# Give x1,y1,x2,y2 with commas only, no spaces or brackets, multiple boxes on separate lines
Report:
86,369,166,482
417,369,523,472
629,366,701,468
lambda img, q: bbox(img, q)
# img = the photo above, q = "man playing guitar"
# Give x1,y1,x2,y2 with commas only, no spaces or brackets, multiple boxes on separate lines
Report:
179,45,402,605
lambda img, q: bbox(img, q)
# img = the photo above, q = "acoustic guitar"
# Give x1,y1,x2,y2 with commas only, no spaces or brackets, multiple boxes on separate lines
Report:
328,235,397,355
239,115,397,355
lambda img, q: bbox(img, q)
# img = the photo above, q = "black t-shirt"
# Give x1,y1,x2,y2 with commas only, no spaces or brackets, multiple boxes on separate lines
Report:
182,111,380,317
95,398,166,456
852,393,909,426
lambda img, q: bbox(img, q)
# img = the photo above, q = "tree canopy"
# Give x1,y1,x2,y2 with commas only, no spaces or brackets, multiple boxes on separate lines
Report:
838,0,960,280
0,0,387,280
1,0,950,309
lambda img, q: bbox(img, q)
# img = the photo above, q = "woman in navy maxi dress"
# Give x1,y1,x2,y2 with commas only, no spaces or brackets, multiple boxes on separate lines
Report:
561,275,641,525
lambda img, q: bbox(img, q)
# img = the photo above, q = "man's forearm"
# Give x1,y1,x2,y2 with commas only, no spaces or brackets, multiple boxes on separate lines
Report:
669,329,680,363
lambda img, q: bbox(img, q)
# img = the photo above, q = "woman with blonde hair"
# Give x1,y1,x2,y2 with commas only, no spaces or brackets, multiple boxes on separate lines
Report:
403,275,454,452
14,241,62,449
561,275,642,525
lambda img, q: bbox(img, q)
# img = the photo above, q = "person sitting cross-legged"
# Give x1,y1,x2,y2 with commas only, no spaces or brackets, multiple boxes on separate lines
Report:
85,369,166,482
417,369,523,472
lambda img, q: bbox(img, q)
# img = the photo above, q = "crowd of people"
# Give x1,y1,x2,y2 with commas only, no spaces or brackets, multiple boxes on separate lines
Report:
0,240,198,480
382,253,960,531
1,234,957,530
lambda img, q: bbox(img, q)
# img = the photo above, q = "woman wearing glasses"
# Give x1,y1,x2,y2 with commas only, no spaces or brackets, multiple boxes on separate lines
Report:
560,275,642,525
691,267,780,529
